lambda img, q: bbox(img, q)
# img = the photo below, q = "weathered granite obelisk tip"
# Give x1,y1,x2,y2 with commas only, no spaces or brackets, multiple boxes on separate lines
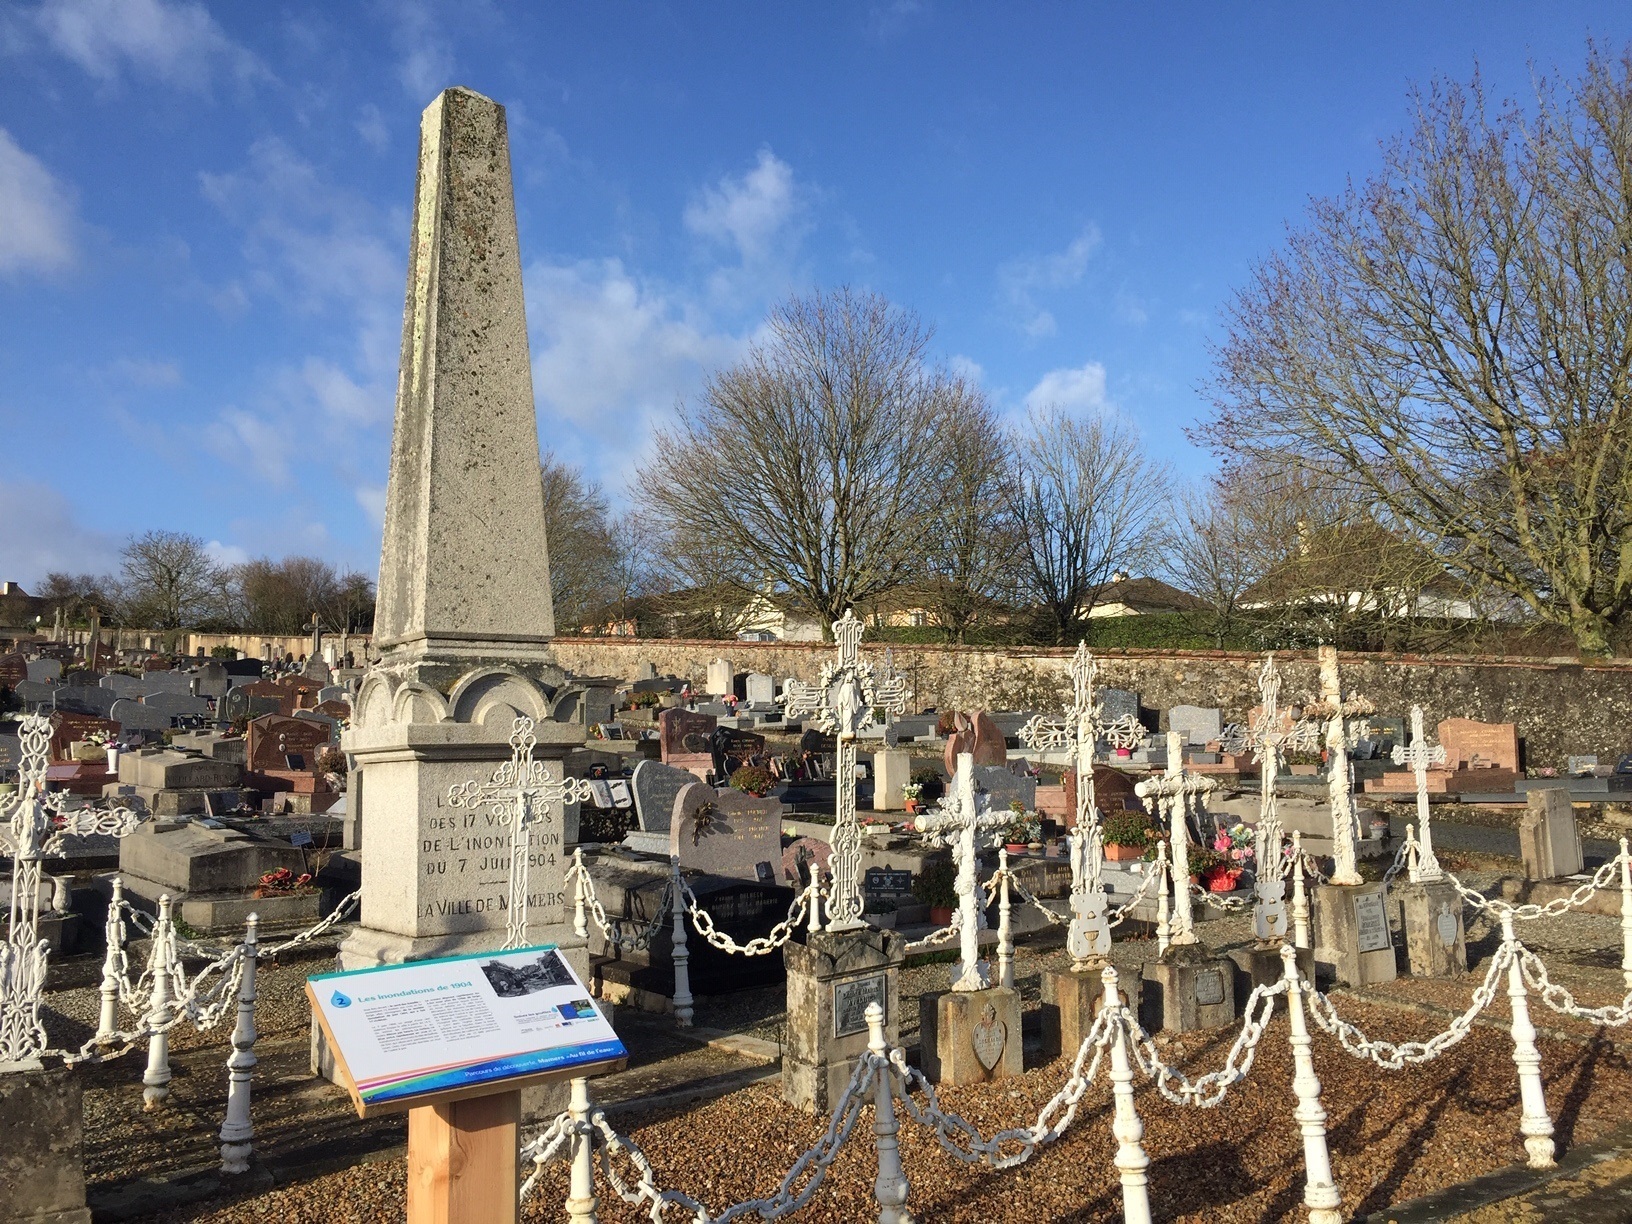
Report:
337,87,582,975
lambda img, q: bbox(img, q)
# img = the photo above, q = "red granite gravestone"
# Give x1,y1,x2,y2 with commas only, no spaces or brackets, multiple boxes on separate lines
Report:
48,712,120,762
658,707,716,778
0,652,25,687
235,681,296,717
142,655,172,672
1061,765,1142,827
247,714,334,772
1438,718,1520,772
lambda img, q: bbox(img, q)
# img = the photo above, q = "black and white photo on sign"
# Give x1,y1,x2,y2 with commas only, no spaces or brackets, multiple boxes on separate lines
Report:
480,949,575,997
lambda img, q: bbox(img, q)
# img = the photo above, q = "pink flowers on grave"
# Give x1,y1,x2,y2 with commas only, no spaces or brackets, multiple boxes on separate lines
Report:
1213,823,1255,865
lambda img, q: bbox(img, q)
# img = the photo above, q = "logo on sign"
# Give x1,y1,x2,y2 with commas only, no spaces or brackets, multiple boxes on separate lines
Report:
331,990,352,1008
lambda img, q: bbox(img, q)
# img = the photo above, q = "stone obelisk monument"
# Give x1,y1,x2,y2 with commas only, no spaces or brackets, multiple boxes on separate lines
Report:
338,87,582,972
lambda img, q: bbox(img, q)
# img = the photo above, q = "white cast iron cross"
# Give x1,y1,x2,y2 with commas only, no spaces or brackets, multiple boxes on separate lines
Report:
781,610,908,931
1,714,148,1068
1234,655,1320,942
447,716,594,950
1135,731,1218,949
1020,641,1111,966
1393,705,1447,882
1307,646,1374,887
915,752,1011,990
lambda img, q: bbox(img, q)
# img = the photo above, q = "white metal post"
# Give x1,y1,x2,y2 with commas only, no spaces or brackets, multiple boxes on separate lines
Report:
219,913,259,1173
1290,831,1312,952
1620,838,1632,992
1102,967,1152,1224
142,894,175,1109
807,870,822,937
996,849,1014,990
670,857,693,1027
1281,945,1342,1223
565,1076,599,1223
1154,839,1171,957
1502,915,1556,1169
97,877,125,1043
866,1002,913,1223
572,847,589,940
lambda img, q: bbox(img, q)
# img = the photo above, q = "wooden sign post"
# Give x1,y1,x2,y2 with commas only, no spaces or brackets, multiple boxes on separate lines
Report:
308,945,626,1224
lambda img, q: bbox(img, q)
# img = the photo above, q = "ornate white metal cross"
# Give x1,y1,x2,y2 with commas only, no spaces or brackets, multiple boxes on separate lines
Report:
1393,704,1447,882
1233,655,1320,942
1,715,148,1068
781,610,908,932
915,752,1012,990
447,716,593,950
1135,731,1218,949
1307,646,1374,887
1020,641,1110,966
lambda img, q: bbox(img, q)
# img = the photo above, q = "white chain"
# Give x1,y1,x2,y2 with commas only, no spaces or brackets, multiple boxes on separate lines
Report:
905,911,962,950
1107,864,1165,926
890,1008,1116,1166
1518,949,1632,1027
1124,979,1287,1107
262,889,362,957
683,882,811,958
518,1111,577,1198
1001,869,1068,927
569,860,675,953
1448,854,1624,921
1381,836,1413,887
1190,881,1253,912
1303,945,1512,1068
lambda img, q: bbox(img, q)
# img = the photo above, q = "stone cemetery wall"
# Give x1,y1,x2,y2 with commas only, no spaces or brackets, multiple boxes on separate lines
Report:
550,637,1632,769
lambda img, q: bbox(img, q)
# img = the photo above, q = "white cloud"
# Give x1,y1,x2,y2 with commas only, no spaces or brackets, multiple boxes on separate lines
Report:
527,257,745,441
1025,360,1110,415
999,224,1100,338
0,479,123,587
355,103,390,152
205,539,249,567
109,357,183,389
0,127,76,278
206,406,295,486
32,0,259,90
685,149,798,264
355,485,387,527
385,0,455,100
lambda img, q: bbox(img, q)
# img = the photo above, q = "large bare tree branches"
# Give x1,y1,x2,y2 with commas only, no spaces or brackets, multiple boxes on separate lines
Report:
1197,46,1632,653
635,287,963,633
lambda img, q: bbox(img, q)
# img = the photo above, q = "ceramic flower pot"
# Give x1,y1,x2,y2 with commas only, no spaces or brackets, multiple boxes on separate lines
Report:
929,905,954,926
1104,842,1144,862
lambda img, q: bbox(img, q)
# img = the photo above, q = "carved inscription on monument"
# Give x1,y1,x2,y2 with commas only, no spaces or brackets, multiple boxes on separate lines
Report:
417,796,565,922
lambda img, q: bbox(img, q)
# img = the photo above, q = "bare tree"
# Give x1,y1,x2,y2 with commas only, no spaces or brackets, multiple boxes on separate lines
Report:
637,288,961,635
1159,473,1280,648
922,381,1016,642
1197,46,1632,655
1005,407,1167,643
541,454,619,632
38,572,120,626
120,530,223,629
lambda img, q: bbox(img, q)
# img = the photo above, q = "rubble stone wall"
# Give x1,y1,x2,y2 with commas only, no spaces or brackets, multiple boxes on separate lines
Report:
550,637,1632,770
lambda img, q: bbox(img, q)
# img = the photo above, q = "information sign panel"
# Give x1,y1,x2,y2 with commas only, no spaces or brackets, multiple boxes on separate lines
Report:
308,943,625,1116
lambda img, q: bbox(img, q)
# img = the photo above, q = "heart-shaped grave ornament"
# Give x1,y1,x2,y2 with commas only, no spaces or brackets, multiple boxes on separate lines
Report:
971,1002,1006,1071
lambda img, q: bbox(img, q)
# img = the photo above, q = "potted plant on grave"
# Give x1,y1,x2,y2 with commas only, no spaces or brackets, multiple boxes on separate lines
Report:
1286,747,1323,777
910,767,944,805
912,858,957,926
1186,846,1226,887
1102,812,1153,861
901,781,924,816
862,895,899,930
1001,803,1042,855
729,764,774,797
1208,824,1254,891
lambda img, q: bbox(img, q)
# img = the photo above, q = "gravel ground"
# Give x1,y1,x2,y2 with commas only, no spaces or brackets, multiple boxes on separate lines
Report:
51,843,1632,1223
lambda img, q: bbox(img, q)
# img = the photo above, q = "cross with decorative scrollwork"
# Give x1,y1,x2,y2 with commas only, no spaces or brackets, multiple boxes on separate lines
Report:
448,717,594,950
1393,705,1447,882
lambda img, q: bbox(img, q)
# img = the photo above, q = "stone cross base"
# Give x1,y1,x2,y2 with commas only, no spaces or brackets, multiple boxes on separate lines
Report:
1040,966,1137,1063
1228,943,1313,994
1140,945,1237,1033
0,1065,90,1224
1396,879,1467,978
782,929,904,1113
919,986,1023,1085
1312,881,1398,988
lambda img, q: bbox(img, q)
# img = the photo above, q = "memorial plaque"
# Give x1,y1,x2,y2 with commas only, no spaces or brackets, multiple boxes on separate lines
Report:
833,973,888,1039
0,652,25,687
1436,908,1458,947
1194,968,1225,1008
864,867,913,896
1354,891,1392,953
248,714,333,771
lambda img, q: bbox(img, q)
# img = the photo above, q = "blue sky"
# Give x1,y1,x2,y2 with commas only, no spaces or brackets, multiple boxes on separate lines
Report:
0,2,1626,588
